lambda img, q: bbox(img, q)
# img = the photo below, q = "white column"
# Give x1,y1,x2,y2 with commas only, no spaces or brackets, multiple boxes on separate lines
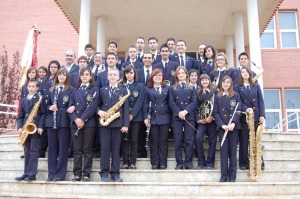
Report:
246,0,264,89
225,35,234,68
234,12,245,66
97,16,106,54
78,0,91,56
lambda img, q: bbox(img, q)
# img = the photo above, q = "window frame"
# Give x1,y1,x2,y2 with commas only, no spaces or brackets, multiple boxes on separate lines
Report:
264,89,282,130
279,11,299,48
261,16,277,49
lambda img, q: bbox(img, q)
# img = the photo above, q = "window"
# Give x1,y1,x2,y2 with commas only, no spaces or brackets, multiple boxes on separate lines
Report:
285,89,300,130
264,89,281,130
279,12,299,48
261,17,276,48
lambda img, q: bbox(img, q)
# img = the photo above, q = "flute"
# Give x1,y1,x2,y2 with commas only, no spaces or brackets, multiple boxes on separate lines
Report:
53,87,59,129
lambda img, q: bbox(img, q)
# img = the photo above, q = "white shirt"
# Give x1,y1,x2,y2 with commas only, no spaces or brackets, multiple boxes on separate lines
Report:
92,64,105,73
27,93,36,100
144,66,152,82
162,60,169,68
178,53,186,66
65,63,74,72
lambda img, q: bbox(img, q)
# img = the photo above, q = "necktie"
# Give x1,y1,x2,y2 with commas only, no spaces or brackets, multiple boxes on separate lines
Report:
81,85,86,90
155,87,160,95
246,85,250,90
88,57,91,62
180,56,185,67
181,82,186,89
110,87,116,98
164,62,168,69
58,86,63,95
208,61,212,66
152,54,156,63
137,53,140,60
146,69,150,84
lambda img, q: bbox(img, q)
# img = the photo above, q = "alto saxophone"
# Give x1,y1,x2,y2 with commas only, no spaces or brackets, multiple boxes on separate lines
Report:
17,96,42,146
251,61,264,83
99,88,130,126
240,110,265,181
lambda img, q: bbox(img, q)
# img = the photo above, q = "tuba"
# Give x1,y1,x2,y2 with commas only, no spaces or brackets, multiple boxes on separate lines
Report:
240,110,266,181
17,96,42,146
99,88,130,126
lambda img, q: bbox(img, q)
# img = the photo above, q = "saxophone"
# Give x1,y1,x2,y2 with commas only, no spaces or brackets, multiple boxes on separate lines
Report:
251,61,264,83
243,110,265,181
99,88,130,126
17,96,42,146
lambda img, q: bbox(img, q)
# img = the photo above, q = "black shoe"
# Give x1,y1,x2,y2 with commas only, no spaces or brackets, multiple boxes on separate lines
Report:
101,176,109,182
39,154,45,158
138,152,147,158
230,179,236,182
15,174,27,181
240,166,247,170
83,176,90,182
111,176,123,182
20,155,24,159
160,166,167,170
122,164,129,169
72,176,81,182
129,164,137,169
24,175,36,181
261,163,265,170
175,165,183,170
185,166,193,170
68,153,73,158
46,178,53,182
53,178,62,182
219,178,227,182
151,165,158,170
206,166,214,170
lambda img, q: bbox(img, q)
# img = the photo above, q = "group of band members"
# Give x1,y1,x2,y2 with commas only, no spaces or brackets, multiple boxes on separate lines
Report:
16,37,265,183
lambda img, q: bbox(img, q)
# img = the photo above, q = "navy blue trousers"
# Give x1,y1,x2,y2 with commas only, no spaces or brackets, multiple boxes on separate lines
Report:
24,135,40,176
47,127,69,180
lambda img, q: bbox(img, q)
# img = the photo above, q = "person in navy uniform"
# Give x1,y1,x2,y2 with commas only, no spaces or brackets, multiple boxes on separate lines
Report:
84,44,95,68
153,43,179,85
103,41,125,70
136,52,157,158
195,74,217,170
201,45,216,75
121,65,145,169
37,66,48,96
69,56,89,87
62,49,79,74
45,68,73,182
189,69,199,89
15,79,46,181
135,37,145,62
98,68,130,182
144,69,171,169
121,46,143,70
213,76,241,182
170,40,196,72
148,37,162,65
234,52,257,85
90,52,105,83
234,67,265,170
96,53,123,88
20,67,38,100
68,68,99,182
166,38,177,57
169,66,197,169
209,52,236,89
195,44,206,74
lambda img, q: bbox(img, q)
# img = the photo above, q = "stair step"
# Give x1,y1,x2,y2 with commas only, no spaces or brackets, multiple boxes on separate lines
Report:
2,168,300,182
1,158,299,171
1,180,300,197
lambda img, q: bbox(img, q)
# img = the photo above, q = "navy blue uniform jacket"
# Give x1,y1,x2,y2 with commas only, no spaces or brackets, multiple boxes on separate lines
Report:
213,92,242,129
169,85,198,121
234,84,265,123
68,86,99,128
153,61,179,85
169,54,196,72
17,93,46,137
209,68,236,88
44,87,73,128
98,86,130,128
143,86,172,125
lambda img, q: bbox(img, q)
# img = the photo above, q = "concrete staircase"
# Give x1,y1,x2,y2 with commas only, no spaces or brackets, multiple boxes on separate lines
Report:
0,132,300,198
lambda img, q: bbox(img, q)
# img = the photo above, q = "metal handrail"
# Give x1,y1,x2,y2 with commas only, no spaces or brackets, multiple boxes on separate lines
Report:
271,112,300,132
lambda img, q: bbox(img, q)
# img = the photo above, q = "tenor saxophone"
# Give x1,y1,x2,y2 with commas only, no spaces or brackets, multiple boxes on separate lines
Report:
99,88,130,126
17,96,42,146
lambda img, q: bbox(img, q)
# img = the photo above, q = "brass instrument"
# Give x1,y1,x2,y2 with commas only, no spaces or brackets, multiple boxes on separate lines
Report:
212,71,221,89
239,110,266,181
145,102,152,148
99,88,130,126
199,94,214,120
17,96,42,146
251,61,264,83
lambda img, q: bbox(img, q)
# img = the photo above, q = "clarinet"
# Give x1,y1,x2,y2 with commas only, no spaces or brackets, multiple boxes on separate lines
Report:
53,87,59,129
145,102,152,148
74,91,97,136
